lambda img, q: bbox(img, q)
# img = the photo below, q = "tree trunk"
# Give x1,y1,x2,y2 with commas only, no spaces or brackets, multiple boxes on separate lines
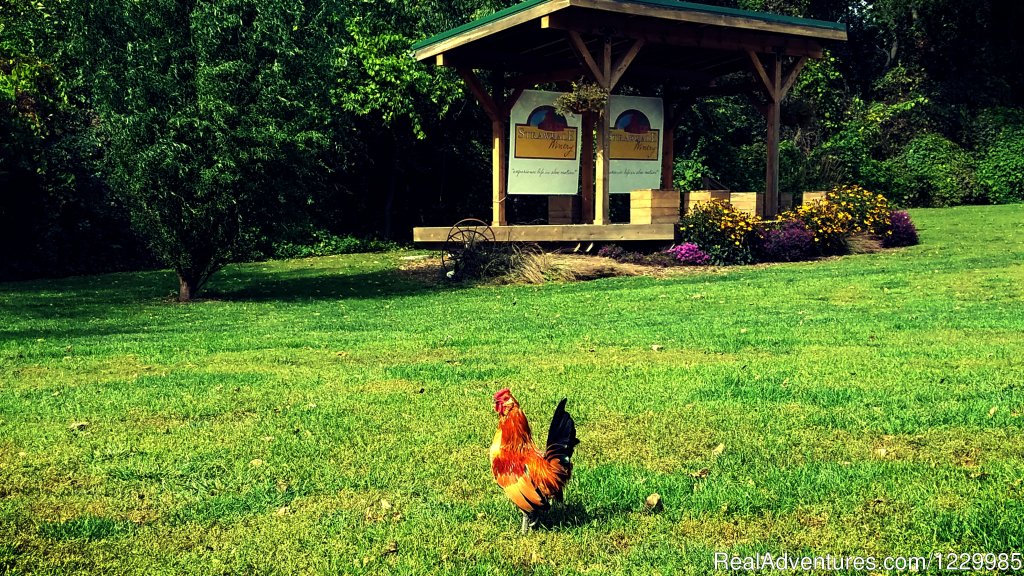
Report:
178,272,194,302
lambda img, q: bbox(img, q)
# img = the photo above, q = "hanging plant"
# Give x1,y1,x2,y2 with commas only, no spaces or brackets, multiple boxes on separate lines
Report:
554,82,608,116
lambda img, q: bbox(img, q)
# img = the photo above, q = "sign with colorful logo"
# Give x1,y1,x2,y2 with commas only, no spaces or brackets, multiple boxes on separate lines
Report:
508,90,581,195
609,96,664,193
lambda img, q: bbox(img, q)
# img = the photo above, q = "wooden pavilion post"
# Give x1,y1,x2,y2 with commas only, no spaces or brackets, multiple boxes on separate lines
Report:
748,51,807,219
567,33,643,224
661,93,696,191
594,38,613,225
580,111,595,223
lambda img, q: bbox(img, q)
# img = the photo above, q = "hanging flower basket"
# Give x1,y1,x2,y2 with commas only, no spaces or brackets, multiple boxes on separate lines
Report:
554,82,608,116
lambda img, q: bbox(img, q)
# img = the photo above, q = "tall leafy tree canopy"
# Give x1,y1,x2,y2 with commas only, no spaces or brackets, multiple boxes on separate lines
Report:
2,0,1024,290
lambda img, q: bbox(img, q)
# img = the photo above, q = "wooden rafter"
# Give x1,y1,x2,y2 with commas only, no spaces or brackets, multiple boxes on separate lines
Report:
455,66,500,121
747,50,775,100
541,13,824,59
780,56,808,99
609,39,645,89
567,31,605,85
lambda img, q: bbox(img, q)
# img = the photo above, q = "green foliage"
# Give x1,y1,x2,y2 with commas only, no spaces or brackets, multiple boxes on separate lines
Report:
973,108,1024,204
272,230,398,259
676,200,760,265
337,13,461,139
977,130,1024,204
673,158,707,191
84,0,339,299
882,134,978,207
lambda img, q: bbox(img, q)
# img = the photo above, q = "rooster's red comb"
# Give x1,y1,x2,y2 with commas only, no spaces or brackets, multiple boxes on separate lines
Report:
493,388,512,401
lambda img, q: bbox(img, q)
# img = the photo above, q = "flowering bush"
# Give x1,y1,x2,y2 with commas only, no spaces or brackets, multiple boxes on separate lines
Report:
666,242,711,265
756,220,815,262
880,210,920,247
677,200,760,265
781,199,853,256
597,244,627,260
826,184,892,235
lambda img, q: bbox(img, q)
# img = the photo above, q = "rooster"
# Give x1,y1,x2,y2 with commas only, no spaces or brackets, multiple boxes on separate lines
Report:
490,388,579,534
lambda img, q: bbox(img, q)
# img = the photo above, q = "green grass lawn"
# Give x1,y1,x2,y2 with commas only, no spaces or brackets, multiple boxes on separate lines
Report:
2,205,1023,575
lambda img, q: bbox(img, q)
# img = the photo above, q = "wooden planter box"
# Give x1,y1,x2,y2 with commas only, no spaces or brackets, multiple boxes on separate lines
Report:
548,196,578,224
630,189,680,224
729,192,762,216
802,191,827,204
683,189,730,213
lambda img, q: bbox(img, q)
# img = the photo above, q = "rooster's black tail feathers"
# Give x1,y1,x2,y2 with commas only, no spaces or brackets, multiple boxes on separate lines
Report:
545,398,579,491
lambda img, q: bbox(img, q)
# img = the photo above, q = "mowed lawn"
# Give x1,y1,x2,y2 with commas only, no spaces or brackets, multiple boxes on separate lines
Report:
1,205,1023,575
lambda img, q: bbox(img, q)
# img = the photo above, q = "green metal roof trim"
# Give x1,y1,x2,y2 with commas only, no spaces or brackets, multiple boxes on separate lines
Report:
411,0,847,52
412,0,550,51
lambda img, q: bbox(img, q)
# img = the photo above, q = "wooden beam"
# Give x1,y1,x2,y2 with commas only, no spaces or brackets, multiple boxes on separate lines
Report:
580,111,595,223
492,119,508,226
661,123,675,191
455,67,500,121
764,54,781,219
503,86,525,116
594,37,612,225
779,56,808,99
413,222,677,243
541,12,825,58
567,31,605,85
609,39,645,89
747,50,776,100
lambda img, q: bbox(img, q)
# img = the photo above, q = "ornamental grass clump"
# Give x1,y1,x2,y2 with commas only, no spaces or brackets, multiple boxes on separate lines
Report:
677,200,760,265
666,242,711,265
881,210,920,247
756,220,815,262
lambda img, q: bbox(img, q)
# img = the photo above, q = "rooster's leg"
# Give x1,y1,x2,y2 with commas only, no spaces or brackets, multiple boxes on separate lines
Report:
520,511,530,535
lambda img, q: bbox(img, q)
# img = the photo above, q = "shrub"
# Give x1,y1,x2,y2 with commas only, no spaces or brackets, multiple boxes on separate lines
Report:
677,200,760,265
825,184,892,235
781,200,852,256
597,244,628,260
977,127,1024,204
756,220,815,262
880,210,920,248
883,134,979,207
273,230,397,259
666,242,711,265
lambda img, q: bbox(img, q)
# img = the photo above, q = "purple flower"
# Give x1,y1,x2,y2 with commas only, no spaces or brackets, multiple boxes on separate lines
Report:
758,220,815,262
667,242,711,265
882,210,919,247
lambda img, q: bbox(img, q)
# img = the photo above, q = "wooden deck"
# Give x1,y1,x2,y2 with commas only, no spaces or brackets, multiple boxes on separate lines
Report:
413,223,676,244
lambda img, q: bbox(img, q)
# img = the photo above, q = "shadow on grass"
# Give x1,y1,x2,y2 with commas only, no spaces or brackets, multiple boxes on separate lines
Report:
536,498,636,531
206,267,458,303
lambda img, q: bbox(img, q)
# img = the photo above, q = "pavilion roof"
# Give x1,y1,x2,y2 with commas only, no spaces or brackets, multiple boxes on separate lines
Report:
413,0,846,87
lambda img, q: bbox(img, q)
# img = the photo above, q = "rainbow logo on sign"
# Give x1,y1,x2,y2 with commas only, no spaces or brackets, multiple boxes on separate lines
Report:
514,106,578,160
610,109,659,161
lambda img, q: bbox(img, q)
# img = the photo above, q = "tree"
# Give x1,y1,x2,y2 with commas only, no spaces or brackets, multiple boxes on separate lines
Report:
80,0,338,300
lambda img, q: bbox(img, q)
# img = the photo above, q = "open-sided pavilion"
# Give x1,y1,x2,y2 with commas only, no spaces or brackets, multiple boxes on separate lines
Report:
411,0,847,243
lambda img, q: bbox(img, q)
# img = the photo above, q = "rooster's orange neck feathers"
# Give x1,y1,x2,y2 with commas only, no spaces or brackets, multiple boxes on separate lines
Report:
498,406,534,448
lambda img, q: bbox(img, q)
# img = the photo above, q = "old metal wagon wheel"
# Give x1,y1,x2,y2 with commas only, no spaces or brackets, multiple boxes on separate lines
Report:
441,219,495,277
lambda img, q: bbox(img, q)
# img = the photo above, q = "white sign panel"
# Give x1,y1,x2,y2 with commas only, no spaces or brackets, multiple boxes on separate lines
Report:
507,90,581,195
609,95,664,193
